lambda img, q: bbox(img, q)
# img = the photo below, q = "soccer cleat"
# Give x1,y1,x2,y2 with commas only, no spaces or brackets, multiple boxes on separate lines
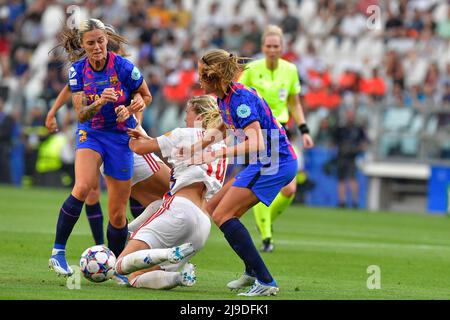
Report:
168,243,194,264
237,279,279,297
49,251,74,277
227,273,256,290
111,271,130,286
180,262,196,287
260,238,274,253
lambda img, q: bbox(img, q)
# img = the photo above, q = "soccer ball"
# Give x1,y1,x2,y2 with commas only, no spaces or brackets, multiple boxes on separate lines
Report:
79,245,116,283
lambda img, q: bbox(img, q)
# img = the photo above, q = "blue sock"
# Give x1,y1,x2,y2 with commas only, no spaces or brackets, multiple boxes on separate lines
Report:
220,218,274,284
54,194,84,249
129,197,145,219
85,202,104,245
107,222,128,257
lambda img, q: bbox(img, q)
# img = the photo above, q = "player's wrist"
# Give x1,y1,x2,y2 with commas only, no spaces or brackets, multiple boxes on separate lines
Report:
298,123,310,135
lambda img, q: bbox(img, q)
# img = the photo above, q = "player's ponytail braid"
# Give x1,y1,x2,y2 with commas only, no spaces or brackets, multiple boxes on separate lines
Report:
188,95,222,129
55,25,84,62
200,49,250,97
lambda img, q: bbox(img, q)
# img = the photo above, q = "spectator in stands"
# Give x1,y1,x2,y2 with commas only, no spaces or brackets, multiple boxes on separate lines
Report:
339,4,367,40
384,8,404,39
423,62,440,103
333,110,368,209
360,68,386,102
385,50,405,90
0,97,15,183
437,6,450,38
279,1,300,36
407,8,425,38
443,81,450,106
242,19,262,55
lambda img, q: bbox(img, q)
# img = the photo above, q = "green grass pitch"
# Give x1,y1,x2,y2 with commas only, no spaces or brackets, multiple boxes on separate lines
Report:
1,185,450,300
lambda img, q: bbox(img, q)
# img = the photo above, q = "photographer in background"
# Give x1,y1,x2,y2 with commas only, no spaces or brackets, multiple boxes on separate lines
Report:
333,110,368,209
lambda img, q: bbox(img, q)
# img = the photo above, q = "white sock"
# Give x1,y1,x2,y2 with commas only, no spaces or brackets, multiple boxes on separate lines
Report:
128,200,163,233
119,248,171,274
131,270,181,290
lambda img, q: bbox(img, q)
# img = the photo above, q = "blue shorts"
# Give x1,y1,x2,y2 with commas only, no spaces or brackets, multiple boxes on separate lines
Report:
76,128,133,180
233,159,298,206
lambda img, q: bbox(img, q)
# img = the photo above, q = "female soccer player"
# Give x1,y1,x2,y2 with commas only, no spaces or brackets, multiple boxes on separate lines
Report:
114,95,227,290
45,26,170,251
48,19,152,276
239,25,314,252
179,48,298,296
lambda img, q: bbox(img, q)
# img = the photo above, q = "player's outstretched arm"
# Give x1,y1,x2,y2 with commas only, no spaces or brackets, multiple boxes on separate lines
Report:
189,121,265,165
45,85,72,133
128,128,160,155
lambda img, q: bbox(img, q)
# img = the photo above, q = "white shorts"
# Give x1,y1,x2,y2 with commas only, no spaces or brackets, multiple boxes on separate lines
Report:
130,195,211,253
100,153,163,186
131,153,163,186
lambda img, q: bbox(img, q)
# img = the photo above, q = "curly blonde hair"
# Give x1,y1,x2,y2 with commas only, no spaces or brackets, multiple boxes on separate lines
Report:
199,49,250,97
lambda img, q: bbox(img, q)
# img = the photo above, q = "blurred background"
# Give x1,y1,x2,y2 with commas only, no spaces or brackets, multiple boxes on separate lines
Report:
0,0,449,214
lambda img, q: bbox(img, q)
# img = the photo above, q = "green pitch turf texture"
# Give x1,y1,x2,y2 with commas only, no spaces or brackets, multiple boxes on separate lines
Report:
1,185,450,300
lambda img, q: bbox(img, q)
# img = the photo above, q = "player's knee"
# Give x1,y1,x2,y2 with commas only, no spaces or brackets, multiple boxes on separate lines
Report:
85,187,100,204
72,182,95,200
109,211,127,228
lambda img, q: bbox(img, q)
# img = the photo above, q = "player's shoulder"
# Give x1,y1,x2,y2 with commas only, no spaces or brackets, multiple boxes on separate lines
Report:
71,57,87,72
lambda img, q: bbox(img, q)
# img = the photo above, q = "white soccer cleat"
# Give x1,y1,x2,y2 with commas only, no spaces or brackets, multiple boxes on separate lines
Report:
237,280,279,297
49,252,74,277
180,262,196,287
168,243,194,264
227,273,256,290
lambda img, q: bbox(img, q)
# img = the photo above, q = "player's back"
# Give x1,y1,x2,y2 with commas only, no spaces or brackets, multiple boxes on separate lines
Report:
156,127,227,200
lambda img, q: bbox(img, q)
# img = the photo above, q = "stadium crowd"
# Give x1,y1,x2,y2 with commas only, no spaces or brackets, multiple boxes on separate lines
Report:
0,0,449,186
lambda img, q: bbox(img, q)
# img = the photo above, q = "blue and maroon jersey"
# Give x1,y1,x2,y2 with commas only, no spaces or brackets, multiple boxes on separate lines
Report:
68,51,143,132
217,82,297,163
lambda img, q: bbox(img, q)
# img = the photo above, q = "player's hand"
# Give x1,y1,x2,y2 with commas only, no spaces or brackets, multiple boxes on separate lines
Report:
115,105,130,122
128,97,145,114
45,113,58,133
127,128,146,139
302,133,314,149
100,88,118,105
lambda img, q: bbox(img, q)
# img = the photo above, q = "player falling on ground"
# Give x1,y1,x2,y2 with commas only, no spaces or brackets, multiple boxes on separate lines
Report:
114,95,227,290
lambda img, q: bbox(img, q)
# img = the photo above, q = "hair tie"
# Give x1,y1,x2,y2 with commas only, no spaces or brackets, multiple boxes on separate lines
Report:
229,53,233,58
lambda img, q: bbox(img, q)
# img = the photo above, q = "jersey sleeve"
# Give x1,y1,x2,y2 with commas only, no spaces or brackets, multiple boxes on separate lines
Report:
289,65,301,96
156,128,182,158
230,90,261,129
68,63,83,92
116,56,144,93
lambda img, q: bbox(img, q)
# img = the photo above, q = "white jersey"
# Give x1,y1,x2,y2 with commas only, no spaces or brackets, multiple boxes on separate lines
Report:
156,127,227,200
